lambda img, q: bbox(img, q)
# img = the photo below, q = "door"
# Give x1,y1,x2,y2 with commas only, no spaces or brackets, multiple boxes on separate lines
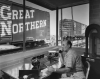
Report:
88,34,100,79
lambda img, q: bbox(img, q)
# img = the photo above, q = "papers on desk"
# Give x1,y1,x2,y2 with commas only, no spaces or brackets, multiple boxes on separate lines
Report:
41,68,48,77
40,57,62,78
52,57,62,69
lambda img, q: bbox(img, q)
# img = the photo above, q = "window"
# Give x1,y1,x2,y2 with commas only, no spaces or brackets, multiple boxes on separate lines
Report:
95,38,100,56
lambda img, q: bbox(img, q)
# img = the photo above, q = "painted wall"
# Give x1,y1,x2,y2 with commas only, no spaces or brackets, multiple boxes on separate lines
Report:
89,0,100,25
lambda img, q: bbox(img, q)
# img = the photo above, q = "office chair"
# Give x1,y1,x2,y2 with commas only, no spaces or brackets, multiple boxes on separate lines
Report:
82,60,90,79
85,61,90,79
81,55,90,79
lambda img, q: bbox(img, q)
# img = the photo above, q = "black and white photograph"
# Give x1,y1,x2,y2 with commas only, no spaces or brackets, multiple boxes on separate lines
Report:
0,0,100,79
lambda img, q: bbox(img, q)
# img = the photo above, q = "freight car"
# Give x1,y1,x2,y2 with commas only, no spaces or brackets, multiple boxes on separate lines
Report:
0,1,50,47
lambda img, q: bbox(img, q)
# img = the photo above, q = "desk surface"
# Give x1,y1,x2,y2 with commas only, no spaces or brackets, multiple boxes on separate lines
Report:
0,46,59,69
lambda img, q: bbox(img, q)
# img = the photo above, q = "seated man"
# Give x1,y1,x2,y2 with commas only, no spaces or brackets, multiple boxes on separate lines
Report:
47,40,85,79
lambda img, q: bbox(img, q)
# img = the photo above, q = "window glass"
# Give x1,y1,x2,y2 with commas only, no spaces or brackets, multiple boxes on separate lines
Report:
95,38,100,56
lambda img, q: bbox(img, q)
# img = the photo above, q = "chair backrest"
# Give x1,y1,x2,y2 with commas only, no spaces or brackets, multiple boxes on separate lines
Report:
81,56,90,79
82,60,90,79
85,61,90,79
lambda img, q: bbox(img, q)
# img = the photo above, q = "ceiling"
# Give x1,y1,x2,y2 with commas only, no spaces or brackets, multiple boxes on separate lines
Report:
27,0,89,10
